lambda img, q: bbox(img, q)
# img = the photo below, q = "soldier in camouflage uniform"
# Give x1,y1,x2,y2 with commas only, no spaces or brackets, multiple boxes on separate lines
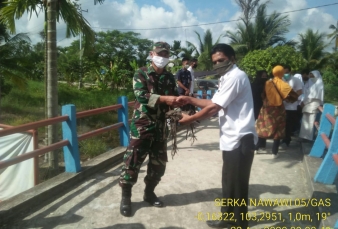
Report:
119,42,183,217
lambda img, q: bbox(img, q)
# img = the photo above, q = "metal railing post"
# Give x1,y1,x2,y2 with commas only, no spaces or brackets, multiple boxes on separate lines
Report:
309,104,335,157
118,96,130,147
62,104,81,173
197,90,203,111
32,129,39,185
206,90,212,100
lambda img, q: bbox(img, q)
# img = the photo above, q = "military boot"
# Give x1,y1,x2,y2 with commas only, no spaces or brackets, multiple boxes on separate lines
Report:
120,185,132,217
143,182,163,207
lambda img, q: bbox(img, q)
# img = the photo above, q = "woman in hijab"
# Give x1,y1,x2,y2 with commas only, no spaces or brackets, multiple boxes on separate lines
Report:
299,70,324,141
255,65,293,158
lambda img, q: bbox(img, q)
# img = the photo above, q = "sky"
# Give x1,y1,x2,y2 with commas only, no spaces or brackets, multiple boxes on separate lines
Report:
14,0,338,52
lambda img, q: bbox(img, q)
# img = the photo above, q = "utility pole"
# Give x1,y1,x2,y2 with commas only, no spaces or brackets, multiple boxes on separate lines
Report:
78,5,88,89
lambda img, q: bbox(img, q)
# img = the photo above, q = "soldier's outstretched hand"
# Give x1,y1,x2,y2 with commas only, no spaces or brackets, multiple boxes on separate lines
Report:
176,96,191,105
162,96,185,107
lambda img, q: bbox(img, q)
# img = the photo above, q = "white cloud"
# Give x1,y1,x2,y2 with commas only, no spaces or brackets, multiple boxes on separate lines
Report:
11,0,337,52
266,0,336,50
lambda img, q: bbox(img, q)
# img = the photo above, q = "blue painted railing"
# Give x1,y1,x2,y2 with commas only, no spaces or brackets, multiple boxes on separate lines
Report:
308,103,338,184
0,96,131,177
196,90,214,111
1,90,215,176
61,96,130,173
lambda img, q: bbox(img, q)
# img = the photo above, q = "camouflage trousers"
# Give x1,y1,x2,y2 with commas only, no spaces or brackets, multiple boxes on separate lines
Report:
119,138,168,187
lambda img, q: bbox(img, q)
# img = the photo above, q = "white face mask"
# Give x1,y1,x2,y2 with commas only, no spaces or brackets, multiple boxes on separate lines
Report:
310,78,318,83
152,55,169,69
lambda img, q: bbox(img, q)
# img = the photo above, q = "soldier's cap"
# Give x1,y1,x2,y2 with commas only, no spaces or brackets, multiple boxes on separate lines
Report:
152,42,170,54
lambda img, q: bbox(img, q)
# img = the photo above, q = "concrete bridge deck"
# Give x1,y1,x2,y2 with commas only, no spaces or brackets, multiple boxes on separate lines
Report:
1,118,337,229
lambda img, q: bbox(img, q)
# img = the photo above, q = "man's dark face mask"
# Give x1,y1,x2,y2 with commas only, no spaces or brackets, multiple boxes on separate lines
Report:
213,60,233,76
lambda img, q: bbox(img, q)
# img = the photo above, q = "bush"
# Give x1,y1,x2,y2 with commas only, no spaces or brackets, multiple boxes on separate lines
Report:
239,46,306,78
324,84,338,103
0,77,13,97
322,70,338,86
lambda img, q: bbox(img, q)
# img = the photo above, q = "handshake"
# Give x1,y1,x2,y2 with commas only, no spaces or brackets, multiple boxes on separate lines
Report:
162,95,192,107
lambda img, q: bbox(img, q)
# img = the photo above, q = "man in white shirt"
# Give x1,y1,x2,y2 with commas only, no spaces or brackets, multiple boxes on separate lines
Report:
187,58,198,114
282,65,303,147
187,58,198,95
178,44,257,228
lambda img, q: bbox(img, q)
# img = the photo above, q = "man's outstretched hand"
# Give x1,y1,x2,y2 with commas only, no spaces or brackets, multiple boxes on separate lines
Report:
178,113,193,125
161,96,185,107
176,96,191,105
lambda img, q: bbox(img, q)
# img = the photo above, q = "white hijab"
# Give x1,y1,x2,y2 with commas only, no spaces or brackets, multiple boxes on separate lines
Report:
306,70,324,104
293,73,303,84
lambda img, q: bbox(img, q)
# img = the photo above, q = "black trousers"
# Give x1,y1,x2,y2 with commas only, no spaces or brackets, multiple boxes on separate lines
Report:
255,137,280,155
295,105,303,132
221,134,255,228
284,110,298,145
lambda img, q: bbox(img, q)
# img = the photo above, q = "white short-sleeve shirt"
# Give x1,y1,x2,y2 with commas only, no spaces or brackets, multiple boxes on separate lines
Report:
283,76,303,110
187,66,195,93
211,65,258,151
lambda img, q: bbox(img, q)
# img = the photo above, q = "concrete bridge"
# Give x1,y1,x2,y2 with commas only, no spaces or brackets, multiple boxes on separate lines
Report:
0,118,337,229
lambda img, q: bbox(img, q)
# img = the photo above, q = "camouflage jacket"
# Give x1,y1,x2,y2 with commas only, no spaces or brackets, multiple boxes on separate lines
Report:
130,65,179,142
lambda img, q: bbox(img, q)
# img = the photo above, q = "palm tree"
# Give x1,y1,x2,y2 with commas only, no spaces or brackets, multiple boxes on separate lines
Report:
227,3,292,57
328,21,338,52
180,43,196,60
0,0,104,169
234,0,262,26
0,28,31,116
187,29,225,70
298,29,328,69
170,40,183,59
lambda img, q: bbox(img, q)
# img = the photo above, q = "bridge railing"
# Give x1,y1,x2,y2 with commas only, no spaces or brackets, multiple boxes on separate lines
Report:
0,96,134,184
0,90,213,185
308,103,338,185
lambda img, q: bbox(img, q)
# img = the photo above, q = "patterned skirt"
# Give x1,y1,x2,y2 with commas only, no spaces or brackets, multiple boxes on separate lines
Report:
255,99,286,139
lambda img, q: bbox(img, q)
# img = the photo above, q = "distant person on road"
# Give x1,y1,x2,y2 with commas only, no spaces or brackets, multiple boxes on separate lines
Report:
119,42,183,217
280,65,303,148
176,57,192,111
299,70,324,141
177,43,257,228
187,58,198,96
293,73,305,134
251,70,268,120
187,58,198,115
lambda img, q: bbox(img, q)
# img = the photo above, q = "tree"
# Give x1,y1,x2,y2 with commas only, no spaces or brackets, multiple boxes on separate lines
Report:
187,29,225,70
180,44,196,60
239,46,306,78
94,30,152,67
234,0,262,26
298,29,328,69
58,30,152,89
0,30,30,115
0,0,104,170
328,21,338,51
170,40,183,59
227,3,293,57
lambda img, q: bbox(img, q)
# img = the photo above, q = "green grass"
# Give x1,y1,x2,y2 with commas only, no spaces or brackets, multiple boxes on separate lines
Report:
1,80,134,160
